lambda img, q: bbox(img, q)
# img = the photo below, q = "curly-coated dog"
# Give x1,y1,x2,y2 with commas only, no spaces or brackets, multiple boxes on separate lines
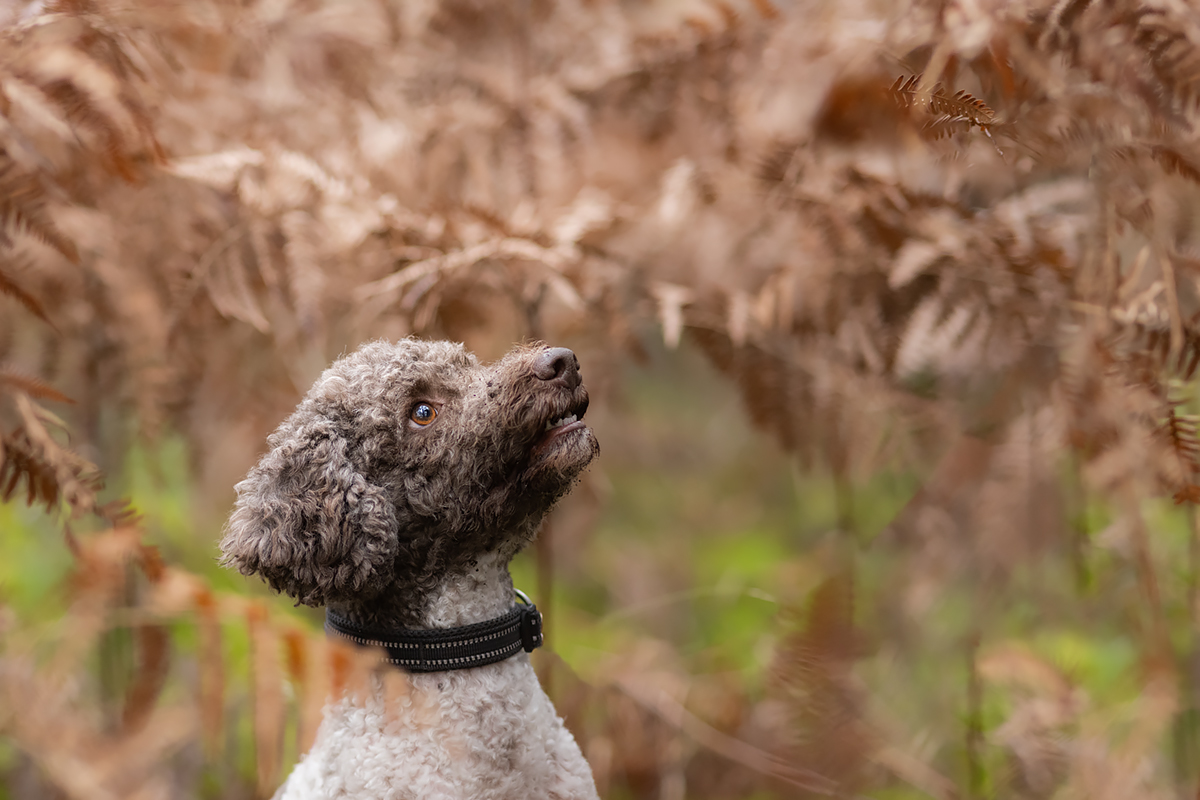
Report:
220,339,600,800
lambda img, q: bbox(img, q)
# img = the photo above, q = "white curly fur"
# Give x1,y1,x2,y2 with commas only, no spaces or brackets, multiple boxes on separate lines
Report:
277,553,598,800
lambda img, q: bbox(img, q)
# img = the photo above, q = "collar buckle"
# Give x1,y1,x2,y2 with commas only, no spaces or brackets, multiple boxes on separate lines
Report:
519,602,543,652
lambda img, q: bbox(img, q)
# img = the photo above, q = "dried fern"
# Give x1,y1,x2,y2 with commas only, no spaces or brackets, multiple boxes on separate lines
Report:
1162,400,1200,503
0,366,74,404
0,429,63,509
887,74,998,134
0,262,52,325
0,164,78,263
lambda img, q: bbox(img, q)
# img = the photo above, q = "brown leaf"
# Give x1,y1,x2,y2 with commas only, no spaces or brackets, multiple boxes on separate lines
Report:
1173,484,1200,504
195,588,225,759
121,622,171,734
0,367,74,404
247,603,283,797
283,627,326,755
0,263,53,326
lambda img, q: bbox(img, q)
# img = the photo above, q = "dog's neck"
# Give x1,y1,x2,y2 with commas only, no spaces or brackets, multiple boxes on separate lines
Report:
328,549,517,631
420,550,516,627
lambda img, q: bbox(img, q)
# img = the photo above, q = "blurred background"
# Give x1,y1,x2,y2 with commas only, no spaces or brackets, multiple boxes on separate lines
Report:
4,0,1200,797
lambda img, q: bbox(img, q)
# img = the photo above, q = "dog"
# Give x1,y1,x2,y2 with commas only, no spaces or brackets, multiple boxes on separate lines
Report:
220,338,600,799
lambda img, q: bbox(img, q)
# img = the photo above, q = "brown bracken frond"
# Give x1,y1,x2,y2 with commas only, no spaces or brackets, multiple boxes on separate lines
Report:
0,261,53,325
887,74,998,132
0,367,75,404
770,573,872,791
1160,399,1200,502
0,428,63,510
0,164,79,262
1148,145,1200,183
1119,319,1200,380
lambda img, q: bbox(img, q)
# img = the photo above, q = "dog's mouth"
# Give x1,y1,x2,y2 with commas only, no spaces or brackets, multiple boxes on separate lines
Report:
531,396,590,458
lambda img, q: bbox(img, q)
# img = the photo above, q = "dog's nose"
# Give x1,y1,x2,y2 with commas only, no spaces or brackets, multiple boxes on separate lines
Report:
534,347,581,390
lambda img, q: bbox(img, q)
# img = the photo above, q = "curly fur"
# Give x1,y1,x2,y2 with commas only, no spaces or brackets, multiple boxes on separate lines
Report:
220,338,600,800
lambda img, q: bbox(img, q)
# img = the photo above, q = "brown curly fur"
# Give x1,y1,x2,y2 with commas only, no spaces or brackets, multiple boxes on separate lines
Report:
220,338,598,628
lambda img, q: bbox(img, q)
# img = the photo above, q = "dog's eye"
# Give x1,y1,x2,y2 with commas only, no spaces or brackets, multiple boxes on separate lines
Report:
410,403,437,426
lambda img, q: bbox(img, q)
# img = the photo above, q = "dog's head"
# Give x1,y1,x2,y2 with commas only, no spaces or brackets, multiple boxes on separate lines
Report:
220,339,599,608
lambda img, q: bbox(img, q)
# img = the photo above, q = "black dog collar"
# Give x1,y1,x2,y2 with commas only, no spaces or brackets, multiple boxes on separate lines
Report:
324,589,544,673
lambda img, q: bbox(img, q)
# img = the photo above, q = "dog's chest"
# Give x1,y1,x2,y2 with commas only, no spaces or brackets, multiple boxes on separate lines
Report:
277,656,598,800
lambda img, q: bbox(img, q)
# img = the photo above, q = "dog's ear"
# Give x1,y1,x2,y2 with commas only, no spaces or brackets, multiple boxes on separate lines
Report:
220,418,398,606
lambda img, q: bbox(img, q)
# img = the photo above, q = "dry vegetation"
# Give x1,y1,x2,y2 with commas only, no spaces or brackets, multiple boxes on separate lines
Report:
5,0,1200,797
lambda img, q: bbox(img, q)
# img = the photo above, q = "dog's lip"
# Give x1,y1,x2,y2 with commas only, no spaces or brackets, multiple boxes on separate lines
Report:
531,419,589,460
531,396,590,456
543,418,587,439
